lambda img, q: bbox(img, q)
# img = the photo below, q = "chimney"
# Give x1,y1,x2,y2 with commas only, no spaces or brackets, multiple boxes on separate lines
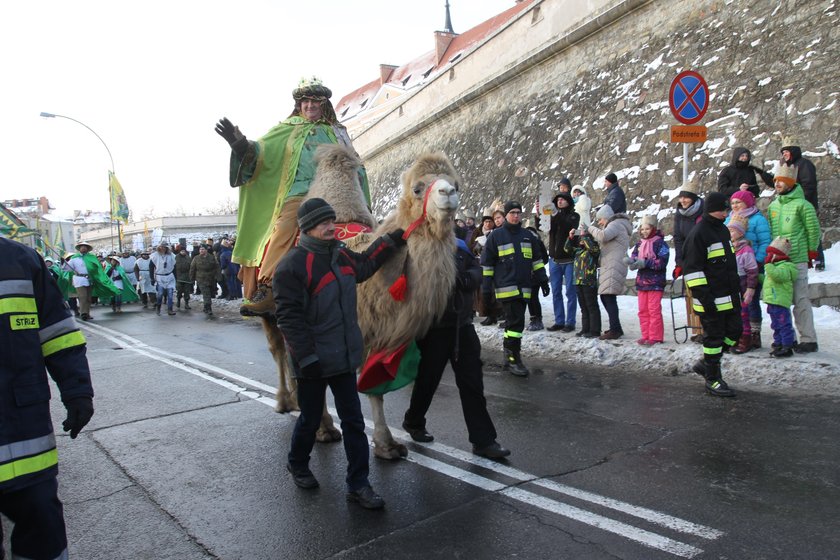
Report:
379,64,397,86
434,31,456,64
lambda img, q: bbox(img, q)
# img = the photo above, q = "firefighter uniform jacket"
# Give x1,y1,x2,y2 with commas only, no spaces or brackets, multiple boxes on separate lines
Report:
681,214,742,315
480,221,548,300
0,238,93,492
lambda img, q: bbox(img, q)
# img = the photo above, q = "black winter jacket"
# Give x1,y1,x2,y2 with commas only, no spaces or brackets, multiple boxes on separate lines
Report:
717,147,774,198
431,238,481,330
673,199,704,267
603,183,627,214
273,233,397,378
480,221,548,300
548,194,581,262
681,213,741,315
780,145,819,209
1,238,93,492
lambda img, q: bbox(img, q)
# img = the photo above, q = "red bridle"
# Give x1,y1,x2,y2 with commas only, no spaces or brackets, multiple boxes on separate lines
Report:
401,180,438,240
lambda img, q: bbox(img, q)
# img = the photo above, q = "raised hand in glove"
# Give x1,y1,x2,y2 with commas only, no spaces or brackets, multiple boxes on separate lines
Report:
214,117,248,156
62,396,94,439
540,282,550,297
388,229,407,247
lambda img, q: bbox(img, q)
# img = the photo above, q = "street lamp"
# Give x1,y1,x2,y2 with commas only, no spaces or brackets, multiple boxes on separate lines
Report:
39,111,122,251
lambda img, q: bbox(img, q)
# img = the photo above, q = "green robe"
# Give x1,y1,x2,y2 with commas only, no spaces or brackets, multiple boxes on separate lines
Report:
71,253,120,299
104,264,140,303
229,117,369,267
49,263,75,299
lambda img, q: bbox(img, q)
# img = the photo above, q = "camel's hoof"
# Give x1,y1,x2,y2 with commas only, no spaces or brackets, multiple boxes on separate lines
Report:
274,396,299,413
316,427,343,443
374,443,408,460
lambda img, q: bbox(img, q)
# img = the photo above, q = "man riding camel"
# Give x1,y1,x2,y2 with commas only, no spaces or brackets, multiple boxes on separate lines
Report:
215,76,369,317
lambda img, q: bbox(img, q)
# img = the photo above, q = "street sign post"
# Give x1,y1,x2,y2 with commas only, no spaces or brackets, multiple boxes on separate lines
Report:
669,70,710,184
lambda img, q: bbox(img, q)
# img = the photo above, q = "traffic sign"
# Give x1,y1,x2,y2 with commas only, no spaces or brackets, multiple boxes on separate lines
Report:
671,125,707,143
669,71,709,125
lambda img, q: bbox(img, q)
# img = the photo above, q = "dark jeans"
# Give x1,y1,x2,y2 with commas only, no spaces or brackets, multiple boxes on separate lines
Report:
600,294,623,334
404,325,497,447
0,477,67,560
527,285,542,320
577,284,601,335
289,372,370,492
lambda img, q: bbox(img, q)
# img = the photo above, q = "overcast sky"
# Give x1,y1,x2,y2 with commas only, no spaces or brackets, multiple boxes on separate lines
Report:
2,0,517,219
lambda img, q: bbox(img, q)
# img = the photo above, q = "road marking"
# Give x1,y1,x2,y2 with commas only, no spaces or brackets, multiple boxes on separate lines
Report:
79,321,722,558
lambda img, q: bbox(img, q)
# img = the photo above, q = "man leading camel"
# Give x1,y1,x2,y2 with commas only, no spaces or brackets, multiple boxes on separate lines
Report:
273,198,405,509
215,77,369,317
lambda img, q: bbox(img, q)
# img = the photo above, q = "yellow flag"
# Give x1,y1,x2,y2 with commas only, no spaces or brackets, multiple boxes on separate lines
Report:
109,171,130,223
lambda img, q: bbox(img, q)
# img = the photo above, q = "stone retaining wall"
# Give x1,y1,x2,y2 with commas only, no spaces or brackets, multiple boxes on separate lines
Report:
361,0,840,245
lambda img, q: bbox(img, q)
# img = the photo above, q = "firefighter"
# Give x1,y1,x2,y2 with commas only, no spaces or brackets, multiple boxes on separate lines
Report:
480,200,549,376
0,237,95,559
682,192,740,397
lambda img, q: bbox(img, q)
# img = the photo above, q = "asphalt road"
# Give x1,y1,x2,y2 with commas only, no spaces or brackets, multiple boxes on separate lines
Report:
8,303,840,559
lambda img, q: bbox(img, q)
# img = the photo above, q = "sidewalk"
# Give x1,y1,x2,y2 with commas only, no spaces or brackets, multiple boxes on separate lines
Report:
476,245,840,397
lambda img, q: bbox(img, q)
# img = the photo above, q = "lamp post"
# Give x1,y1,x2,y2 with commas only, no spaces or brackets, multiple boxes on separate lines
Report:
39,111,122,251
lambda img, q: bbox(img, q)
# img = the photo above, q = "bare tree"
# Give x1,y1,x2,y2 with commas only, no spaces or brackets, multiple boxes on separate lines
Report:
203,196,239,215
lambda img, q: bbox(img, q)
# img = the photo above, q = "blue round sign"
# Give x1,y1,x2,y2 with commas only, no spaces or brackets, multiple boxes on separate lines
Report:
669,71,709,125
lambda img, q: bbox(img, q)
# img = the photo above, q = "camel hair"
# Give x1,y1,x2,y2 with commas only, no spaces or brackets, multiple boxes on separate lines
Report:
262,144,462,459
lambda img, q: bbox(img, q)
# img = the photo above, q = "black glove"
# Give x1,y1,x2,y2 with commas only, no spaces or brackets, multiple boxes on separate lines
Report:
62,397,94,439
388,229,407,247
301,361,323,378
214,117,248,156
540,282,550,297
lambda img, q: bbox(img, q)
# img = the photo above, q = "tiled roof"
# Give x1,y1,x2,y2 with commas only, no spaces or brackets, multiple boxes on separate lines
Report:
335,1,535,122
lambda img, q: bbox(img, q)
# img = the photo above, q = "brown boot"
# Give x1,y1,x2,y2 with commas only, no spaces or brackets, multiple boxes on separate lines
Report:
240,284,275,318
730,334,752,354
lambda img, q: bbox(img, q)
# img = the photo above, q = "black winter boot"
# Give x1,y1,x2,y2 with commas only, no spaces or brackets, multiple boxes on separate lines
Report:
503,338,529,377
703,361,736,398
750,322,762,349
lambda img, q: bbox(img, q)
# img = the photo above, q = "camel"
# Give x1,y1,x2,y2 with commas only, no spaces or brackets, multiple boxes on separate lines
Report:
355,151,460,459
263,144,461,458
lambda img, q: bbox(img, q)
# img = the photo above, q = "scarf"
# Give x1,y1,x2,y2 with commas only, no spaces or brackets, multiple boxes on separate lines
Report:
298,233,338,255
678,199,702,218
736,206,758,219
638,233,661,261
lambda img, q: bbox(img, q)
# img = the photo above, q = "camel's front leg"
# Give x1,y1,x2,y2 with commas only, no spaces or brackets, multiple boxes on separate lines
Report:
262,317,299,413
368,394,408,460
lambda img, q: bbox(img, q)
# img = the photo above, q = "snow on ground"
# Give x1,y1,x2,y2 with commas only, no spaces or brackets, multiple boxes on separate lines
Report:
477,244,840,397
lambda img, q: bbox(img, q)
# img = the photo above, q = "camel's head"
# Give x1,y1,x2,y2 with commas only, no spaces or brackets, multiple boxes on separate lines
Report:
397,152,460,238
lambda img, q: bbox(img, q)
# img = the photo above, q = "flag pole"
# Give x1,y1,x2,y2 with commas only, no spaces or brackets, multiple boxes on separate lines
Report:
39,112,122,251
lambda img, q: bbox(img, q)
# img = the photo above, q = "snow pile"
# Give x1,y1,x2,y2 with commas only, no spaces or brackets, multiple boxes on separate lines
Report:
477,244,840,397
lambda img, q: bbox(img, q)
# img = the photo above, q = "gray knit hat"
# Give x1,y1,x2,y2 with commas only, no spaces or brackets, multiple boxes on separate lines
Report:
297,198,337,232
595,205,614,221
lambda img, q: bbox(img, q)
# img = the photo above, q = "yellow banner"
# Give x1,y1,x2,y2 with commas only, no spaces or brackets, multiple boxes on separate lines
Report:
109,171,130,223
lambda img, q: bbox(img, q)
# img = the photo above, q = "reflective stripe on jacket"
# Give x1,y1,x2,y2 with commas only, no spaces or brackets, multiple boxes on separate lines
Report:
0,238,93,491
681,214,742,315
480,222,547,300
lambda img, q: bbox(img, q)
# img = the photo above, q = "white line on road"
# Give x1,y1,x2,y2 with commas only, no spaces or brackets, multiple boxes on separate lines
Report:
79,320,722,558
